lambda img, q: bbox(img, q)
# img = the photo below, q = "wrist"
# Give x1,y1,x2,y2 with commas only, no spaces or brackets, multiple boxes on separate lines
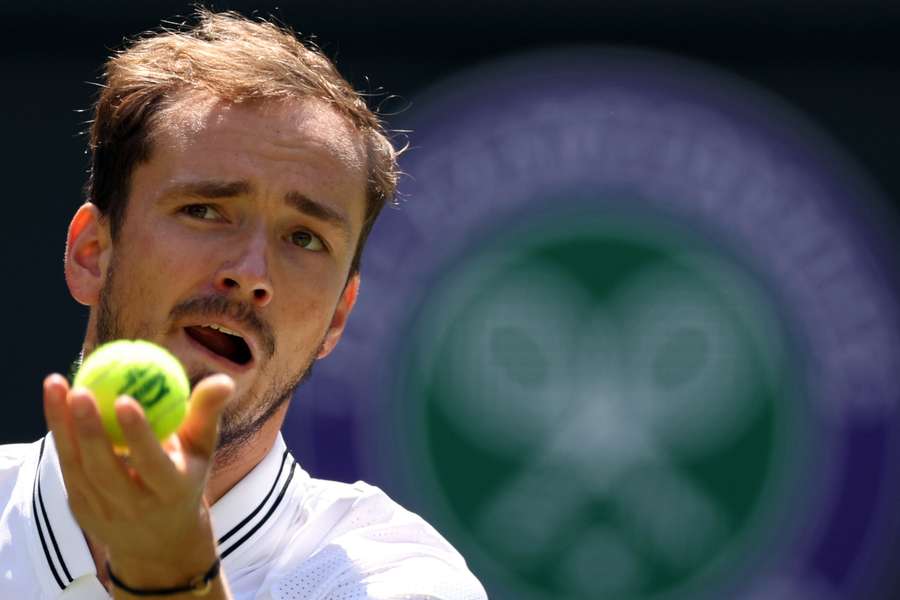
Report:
106,507,217,590
107,554,221,598
107,557,221,598
107,543,219,591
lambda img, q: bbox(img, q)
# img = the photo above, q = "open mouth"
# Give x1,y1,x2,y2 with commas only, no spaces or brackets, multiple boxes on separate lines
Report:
184,324,253,366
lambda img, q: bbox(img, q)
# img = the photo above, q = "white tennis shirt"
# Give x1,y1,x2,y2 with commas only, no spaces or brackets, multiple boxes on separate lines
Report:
0,434,487,599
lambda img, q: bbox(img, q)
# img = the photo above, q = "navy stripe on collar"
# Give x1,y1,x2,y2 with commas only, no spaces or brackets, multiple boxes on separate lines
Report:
218,449,296,559
32,437,73,590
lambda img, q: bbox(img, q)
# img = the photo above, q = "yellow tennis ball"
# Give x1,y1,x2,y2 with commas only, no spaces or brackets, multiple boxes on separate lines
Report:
73,340,190,448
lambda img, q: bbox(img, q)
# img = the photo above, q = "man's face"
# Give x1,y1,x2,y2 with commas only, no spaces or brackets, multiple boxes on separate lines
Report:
88,95,368,451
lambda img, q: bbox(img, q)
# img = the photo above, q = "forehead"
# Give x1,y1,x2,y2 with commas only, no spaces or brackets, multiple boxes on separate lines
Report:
149,93,368,192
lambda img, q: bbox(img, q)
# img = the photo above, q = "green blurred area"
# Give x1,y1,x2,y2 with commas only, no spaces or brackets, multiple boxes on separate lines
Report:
397,213,801,598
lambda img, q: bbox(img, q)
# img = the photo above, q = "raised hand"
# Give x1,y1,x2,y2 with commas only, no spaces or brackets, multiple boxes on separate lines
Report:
43,371,235,598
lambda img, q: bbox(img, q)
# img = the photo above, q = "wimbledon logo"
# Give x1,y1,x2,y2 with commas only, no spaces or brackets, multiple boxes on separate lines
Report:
400,218,794,599
314,49,900,600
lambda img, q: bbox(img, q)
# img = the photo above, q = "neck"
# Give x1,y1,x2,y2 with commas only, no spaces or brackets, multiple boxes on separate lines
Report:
205,407,286,504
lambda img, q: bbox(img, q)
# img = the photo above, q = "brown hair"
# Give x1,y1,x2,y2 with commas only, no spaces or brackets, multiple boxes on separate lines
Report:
86,9,401,275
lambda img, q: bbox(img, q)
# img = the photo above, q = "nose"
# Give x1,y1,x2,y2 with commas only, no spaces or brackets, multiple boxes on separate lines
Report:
214,227,274,308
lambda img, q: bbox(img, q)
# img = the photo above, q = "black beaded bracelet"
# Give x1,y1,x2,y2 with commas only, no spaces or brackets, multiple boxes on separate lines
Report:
106,558,221,597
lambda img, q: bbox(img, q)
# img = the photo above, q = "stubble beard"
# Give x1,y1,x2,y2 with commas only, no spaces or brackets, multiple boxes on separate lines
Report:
95,257,320,464
191,354,318,468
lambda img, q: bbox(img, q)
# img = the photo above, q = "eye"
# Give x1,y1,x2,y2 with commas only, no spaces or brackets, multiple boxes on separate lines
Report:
290,230,325,252
181,204,223,220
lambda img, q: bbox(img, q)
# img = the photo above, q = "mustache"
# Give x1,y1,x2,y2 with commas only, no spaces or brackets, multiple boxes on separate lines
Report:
170,295,276,360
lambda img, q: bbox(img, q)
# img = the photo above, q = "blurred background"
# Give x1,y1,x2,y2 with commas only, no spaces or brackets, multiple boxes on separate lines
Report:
1,2,898,599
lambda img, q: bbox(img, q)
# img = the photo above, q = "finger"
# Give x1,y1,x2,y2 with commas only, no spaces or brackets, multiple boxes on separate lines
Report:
179,374,234,459
64,480,104,530
69,388,141,512
115,396,179,498
42,375,105,516
43,374,78,466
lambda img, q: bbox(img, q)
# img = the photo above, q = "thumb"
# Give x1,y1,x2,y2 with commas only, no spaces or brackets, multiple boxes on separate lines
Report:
179,374,235,458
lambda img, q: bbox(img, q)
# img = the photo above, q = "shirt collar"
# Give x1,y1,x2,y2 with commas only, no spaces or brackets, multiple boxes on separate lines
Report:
30,434,97,597
211,432,307,565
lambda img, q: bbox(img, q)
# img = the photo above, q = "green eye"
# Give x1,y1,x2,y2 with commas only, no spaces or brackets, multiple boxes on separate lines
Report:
182,204,221,220
291,230,325,251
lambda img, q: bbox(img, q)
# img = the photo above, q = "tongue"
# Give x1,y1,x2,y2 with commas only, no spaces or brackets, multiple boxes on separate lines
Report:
186,326,242,363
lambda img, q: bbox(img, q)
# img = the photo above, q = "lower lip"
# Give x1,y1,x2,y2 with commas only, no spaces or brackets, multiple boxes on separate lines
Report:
181,328,255,374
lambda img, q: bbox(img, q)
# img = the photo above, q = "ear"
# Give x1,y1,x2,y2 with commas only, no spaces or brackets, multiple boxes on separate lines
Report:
317,273,360,359
65,203,111,307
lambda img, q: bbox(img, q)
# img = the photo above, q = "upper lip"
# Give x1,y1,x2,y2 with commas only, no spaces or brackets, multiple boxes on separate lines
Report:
180,317,259,365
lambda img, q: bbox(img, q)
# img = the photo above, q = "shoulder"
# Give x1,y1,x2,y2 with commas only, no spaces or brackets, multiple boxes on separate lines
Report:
297,479,463,562
0,440,43,552
302,480,434,533
0,441,33,464
0,439,46,521
0,441,38,487
266,479,487,600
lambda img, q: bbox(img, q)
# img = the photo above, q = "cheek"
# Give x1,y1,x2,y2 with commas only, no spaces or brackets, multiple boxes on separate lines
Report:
275,292,334,348
111,231,190,309
134,221,204,274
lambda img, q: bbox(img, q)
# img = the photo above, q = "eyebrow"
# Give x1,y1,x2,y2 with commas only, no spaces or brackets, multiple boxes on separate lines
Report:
163,179,353,238
284,191,352,238
165,180,252,199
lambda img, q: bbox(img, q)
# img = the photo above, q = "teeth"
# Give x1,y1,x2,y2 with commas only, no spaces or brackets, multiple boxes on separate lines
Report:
203,323,243,338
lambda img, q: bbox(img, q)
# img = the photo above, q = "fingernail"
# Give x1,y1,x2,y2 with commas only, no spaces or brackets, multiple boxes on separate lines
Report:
118,411,137,426
116,397,138,425
44,385,62,407
71,394,91,419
